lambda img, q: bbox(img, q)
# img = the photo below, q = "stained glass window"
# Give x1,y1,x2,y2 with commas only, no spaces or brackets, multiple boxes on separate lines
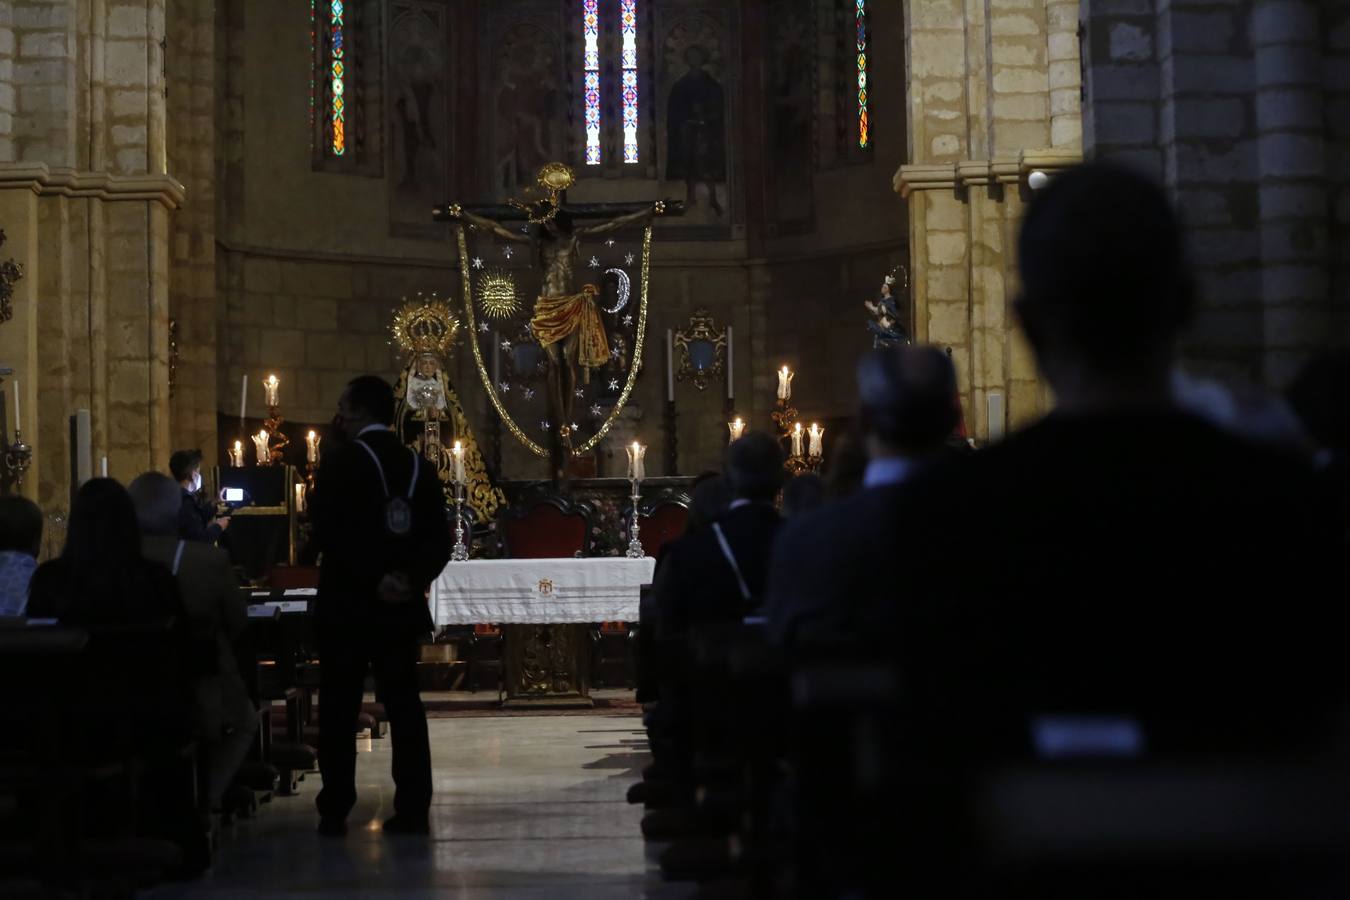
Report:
621,0,639,163
856,0,869,150
330,0,346,156
584,0,601,165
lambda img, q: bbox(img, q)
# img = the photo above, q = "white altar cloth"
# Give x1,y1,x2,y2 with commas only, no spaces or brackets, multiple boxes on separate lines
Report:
430,557,657,626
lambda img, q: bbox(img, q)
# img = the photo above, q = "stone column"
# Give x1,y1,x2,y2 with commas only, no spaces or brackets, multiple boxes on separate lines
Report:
1252,0,1329,385
899,0,1078,442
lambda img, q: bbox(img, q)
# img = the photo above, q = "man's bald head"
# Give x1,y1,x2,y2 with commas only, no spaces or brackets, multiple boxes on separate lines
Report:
857,345,959,457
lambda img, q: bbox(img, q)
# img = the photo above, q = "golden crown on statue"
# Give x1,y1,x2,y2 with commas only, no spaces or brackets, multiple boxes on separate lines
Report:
390,294,460,358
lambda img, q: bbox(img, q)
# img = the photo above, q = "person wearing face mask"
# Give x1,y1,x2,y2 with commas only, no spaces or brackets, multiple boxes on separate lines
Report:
169,449,231,543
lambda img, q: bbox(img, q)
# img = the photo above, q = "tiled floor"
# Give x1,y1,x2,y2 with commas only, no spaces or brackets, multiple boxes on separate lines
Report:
148,715,692,898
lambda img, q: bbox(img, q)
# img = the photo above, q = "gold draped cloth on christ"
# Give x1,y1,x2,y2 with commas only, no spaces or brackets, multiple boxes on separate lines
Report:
530,284,609,375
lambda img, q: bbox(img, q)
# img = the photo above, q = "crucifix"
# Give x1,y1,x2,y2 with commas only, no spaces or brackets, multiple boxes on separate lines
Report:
434,163,684,480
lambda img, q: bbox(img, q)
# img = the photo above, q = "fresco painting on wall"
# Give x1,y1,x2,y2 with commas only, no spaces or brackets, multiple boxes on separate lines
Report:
388,0,449,238
656,7,737,238
765,0,815,232
492,22,565,198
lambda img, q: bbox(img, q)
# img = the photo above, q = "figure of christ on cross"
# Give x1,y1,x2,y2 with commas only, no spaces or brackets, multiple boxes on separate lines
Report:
441,195,682,479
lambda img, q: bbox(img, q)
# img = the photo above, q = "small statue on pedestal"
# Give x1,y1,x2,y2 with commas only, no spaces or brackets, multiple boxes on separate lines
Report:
864,265,909,350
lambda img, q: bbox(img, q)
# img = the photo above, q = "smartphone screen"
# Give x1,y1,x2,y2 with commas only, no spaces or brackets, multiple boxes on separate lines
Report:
224,488,245,503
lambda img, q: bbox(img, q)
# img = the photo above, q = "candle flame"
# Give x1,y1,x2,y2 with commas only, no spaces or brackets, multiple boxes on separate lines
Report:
234,440,242,450
307,430,315,439
795,422,803,432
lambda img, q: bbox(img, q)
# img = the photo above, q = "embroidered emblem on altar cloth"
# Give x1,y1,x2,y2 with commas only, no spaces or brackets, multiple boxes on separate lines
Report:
537,579,554,596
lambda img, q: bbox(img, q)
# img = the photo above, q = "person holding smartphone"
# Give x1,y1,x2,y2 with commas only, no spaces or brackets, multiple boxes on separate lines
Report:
169,449,231,543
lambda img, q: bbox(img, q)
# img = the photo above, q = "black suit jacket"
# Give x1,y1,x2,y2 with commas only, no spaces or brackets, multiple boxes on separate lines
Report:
653,502,782,638
879,411,1342,756
178,490,222,543
311,428,451,634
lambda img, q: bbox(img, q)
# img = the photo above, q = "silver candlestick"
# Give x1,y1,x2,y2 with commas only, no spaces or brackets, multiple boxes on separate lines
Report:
3,428,31,491
450,479,470,562
625,480,645,558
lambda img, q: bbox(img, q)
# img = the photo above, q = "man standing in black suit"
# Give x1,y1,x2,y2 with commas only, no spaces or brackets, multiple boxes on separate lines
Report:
310,376,450,837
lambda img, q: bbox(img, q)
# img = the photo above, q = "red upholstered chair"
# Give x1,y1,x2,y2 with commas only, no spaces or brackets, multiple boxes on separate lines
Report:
636,492,692,559
499,492,594,559
268,565,320,590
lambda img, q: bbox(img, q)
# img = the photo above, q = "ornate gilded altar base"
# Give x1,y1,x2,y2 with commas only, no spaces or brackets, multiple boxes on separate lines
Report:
502,624,592,708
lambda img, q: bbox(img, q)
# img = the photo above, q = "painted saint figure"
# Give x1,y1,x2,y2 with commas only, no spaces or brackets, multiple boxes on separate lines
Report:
666,45,727,217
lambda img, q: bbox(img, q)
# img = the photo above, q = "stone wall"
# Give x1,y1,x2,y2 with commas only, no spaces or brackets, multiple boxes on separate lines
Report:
897,0,1082,442
0,0,182,514
1080,0,1349,386
167,0,218,460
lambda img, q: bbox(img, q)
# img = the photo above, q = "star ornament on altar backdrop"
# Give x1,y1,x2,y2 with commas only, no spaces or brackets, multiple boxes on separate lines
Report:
540,420,550,432
590,404,603,418
605,238,616,247
498,381,511,393
523,388,536,401
624,253,635,265
500,339,512,351
622,314,633,327
608,379,620,391
610,346,622,360
471,257,484,270
502,246,514,259
588,256,600,269
574,387,585,398
478,322,490,333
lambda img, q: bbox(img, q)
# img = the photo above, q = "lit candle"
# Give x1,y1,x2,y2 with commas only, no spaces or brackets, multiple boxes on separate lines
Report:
808,422,824,458
294,482,306,513
626,441,646,482
229,441,244,467
306,430,321,464
252,429,270,465
777,365,794,402
726,326,734,400
451,441,466,485
263,374,280,407
727,417,745,444
791,422,804,458
11,379,18,433
100,456,108,478
665,330,675,402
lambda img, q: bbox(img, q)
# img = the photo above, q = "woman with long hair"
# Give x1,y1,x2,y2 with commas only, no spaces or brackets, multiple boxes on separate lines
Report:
27,477,181,624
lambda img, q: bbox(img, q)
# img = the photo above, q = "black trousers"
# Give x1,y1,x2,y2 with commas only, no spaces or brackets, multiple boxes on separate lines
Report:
315,625,432,821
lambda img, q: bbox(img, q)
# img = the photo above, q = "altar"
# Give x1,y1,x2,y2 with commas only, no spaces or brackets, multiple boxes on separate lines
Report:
431,557,656,706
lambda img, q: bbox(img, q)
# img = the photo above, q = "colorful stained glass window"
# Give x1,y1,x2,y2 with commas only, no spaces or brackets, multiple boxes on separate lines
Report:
330,0,346,156
584,0,601,165
856,0,869,150
621,0,639,163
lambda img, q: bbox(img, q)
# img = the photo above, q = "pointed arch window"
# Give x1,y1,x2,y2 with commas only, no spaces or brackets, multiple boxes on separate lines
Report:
310,0,383,174
580,0,642,166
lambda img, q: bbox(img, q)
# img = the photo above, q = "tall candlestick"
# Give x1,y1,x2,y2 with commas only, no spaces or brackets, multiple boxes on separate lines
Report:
252,429,270,466
726,326,734,400
777,365,794,402
100,456,108,478
728,417,745,444
229,441,244,467
626,441,646,482
240,374,248,426
263,374,280,407
808,422,824,458
790,422,804,458
11,379,19,431
294,482,306,513
665,330,675,401
451,441,466,485
306,430,320,464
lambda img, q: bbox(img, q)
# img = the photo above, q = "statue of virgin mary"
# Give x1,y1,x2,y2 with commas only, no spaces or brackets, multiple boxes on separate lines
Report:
390,296,505,524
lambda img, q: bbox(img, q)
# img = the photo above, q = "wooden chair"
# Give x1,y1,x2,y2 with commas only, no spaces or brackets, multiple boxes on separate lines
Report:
498,488,594,559
635,490,692,560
